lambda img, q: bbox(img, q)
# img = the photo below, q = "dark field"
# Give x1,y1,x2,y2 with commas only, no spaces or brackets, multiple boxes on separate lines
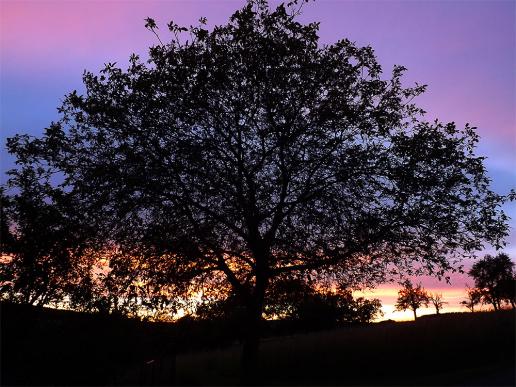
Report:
175,312,515,386
1,302,514,386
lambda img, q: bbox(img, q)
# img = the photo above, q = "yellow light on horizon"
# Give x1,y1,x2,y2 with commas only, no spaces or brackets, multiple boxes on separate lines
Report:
354,286,478,322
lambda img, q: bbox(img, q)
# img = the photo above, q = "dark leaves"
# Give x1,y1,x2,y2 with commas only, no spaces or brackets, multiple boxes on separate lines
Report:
144,17,157,31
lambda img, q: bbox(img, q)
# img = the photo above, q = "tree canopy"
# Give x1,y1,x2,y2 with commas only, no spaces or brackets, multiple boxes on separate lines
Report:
428,292,447,315
469,253,515,310
0,170,85,306
2,0,513,376
394,280,429,320
460,286,483,312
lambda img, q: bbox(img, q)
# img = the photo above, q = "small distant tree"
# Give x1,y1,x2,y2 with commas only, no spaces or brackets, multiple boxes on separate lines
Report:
395,280,429,320
469,253,515,310
428,292,447,315
350,295,383,324
460,286,483,312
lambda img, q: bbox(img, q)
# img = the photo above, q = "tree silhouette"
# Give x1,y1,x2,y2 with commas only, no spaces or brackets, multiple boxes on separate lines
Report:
0,168,86,305
469,253,515,310
265,281,382,326
460,286,483,312
498,276,515,309
4,0,512,378
0,189,16,257
196,279,382,329
428,292,447,315
395,280,429,320
295,289,382,327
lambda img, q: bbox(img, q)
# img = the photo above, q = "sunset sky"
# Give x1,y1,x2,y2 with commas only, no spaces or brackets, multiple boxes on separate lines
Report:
1,0,514,319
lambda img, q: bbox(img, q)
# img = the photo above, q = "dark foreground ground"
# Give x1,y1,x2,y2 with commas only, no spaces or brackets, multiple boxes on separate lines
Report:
173,311,515,386
1,302,514,386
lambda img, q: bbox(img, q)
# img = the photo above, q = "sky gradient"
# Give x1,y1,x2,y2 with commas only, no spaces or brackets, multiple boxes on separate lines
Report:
1,0,515,318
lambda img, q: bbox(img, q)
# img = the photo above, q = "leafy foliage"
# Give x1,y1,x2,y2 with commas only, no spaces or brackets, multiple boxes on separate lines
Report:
0,172,181,319
469,253,515,310
196,279,382,330
460,286,484,312
267,278,383,325
293,289,383,327
0,168,86,305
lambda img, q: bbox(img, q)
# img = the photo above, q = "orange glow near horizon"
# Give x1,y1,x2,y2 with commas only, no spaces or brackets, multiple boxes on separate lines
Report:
0,251,497,322
355,285,492,322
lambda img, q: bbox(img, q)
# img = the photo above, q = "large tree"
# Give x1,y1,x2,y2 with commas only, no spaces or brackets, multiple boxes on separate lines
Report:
5,0,511,378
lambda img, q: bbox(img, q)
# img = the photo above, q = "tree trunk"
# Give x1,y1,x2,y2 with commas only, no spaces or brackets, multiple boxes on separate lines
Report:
240,268,267,385
241,319,260,384
413,309,417,320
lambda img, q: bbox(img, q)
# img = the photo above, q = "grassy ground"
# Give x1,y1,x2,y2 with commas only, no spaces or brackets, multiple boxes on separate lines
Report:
174,311,515,386
1,302,514,386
